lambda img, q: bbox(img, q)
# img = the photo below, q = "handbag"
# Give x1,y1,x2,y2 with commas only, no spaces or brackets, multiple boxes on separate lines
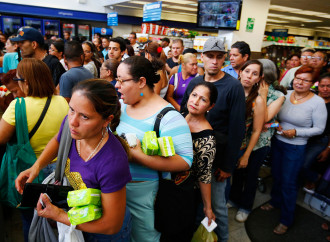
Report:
153,107,196,235
29,117,84,242
0,97,51,208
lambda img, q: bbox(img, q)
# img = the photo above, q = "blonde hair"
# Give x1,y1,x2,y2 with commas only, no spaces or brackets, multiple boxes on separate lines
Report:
178,53,196,65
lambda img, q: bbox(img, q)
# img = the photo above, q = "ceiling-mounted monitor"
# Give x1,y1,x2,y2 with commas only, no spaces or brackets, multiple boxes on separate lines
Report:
197,0,242,30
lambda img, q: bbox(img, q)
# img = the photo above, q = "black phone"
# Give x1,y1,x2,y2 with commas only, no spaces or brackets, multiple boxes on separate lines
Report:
20,183,73,208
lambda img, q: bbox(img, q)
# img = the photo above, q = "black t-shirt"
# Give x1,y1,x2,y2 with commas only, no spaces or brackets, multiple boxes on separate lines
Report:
43,55,66,86
180,74,246,173
166,57,179,69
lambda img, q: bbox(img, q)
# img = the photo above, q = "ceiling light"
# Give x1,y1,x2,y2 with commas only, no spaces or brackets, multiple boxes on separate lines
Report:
267,19,289,23
269,5,301,12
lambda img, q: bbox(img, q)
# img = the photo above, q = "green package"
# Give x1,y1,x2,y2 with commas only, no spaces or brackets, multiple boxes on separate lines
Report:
158,136,175,157
67,188,101,207
68,205,102,225
142,131,159,155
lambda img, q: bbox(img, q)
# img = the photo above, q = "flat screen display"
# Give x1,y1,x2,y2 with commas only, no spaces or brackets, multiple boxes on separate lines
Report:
197,1,242,30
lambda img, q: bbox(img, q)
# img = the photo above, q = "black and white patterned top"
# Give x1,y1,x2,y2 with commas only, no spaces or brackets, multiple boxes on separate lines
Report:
191,129,216,184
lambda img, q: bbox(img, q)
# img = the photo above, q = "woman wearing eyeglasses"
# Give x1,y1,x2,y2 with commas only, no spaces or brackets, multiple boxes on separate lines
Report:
115,56,193,242
261,66,327,235
82,41,101,78
0,58,68,242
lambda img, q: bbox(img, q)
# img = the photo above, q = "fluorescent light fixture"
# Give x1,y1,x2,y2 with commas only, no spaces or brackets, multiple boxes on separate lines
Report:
316,26,330,29
269,5,301,12
267,19,289,23
268,13,322,22
129,1,150,4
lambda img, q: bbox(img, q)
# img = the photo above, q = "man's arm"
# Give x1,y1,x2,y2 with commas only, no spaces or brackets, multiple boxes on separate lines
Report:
221,83,246,174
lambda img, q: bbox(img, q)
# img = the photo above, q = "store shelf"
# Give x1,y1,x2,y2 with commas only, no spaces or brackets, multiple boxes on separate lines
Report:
262,41,330,50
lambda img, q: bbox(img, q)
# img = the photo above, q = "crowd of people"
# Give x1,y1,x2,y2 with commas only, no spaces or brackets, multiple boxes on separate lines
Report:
0,25,329,242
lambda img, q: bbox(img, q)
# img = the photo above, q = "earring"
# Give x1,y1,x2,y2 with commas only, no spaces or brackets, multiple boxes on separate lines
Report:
140,92,144,97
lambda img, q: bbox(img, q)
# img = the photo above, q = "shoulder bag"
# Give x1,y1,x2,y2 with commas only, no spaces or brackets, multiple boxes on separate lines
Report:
0,97,51,208
153,107,196,236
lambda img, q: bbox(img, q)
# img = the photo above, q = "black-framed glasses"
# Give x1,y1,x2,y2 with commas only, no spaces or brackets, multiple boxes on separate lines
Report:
13,77,25,82
115,78,135,85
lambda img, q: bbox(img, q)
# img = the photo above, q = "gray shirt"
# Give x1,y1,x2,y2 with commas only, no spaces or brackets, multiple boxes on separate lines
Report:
276,90,327,145
59,66,93,98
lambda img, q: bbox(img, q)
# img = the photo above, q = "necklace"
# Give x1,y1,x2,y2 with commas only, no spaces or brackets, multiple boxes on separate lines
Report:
77,128,106,161
293,91,309,104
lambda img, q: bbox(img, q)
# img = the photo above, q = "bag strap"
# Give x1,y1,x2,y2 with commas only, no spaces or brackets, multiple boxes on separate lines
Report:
153,107,176,180
173,73,179,91
29,96,52,139
54,117,72,183
15,97,30,145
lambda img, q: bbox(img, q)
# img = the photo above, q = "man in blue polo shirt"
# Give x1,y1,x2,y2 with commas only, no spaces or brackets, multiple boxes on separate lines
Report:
222,41,250,79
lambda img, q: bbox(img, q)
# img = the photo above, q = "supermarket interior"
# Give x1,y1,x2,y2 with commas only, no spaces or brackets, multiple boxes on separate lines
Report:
0,0,330,242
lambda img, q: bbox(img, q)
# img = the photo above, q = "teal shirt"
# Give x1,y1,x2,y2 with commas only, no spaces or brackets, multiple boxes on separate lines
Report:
254,85,285,150
3,52,19,73
117,101,193,181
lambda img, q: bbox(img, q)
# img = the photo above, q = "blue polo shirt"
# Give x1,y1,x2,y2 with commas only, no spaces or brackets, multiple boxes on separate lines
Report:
222,65,239,79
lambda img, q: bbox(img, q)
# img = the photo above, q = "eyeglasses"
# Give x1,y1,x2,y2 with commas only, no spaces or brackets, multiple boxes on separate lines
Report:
13,77,25,82
84,50,92,54
294,77,313,84
301,55,312,59
115,78,135,85
311,56,323,61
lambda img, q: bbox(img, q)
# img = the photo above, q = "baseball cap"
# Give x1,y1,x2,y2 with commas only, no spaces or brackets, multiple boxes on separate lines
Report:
203,38,226,53
160,37,170,43
11,26,44,46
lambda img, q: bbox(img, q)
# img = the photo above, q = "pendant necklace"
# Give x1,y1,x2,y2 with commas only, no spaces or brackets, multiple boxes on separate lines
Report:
293,91,309,104
77,128,106,161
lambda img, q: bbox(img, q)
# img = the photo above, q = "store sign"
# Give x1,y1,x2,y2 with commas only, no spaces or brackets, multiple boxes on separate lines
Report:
246,18,255,32
143,1,162,22
107,12,118,26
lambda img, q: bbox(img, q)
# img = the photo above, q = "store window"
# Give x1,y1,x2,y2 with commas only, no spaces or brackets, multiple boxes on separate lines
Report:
63,23,75,38
78,25,90,41
2,17,21,36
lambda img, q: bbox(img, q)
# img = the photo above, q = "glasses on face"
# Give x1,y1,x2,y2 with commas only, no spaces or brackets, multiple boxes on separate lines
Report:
115,78,135,85
301,55,312,59
294,77,313,84
311,56,323,61
13,77,24,82
84,50,92,54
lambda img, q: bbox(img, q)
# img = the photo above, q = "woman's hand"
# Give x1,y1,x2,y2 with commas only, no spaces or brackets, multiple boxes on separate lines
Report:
281,129,296,139
15,166,41,194
128,139,144,163
36,193,64,220
204,207,216,226
258,80,269,100
317,148,330,162
237,154,249,169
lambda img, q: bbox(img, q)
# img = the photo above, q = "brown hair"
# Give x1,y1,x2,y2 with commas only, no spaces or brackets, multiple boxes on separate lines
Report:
145,42,166,70
295,66,316,82
72,79,129,155
2,69,17,86
16,58,55,97
240,60,263,119
103,59,120,79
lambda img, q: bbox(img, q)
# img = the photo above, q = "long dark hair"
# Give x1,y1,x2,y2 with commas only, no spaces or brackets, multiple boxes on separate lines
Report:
240,60,263,118
82,41,102,77
122,56,160,89
72,79,129,154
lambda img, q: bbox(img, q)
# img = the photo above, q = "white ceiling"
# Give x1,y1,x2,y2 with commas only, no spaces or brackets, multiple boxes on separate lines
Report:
104,0,330,34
